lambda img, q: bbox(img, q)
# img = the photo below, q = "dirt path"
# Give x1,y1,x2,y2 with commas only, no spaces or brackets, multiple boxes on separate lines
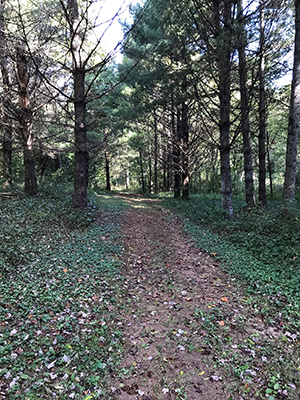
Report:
110,196,294,400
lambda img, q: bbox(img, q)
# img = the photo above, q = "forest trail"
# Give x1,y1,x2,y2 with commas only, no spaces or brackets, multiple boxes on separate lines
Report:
110,195,263,400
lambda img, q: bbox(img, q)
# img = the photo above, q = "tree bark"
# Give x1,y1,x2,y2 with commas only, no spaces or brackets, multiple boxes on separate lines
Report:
148,125,152,193
258,0,267,206
16,45,37,196
105,150,111,191
126,169,130,190
0,0,12,187
181,77,189,201
283,0,300,202
174,107,181,198
139,150,146,194
154,111,158,194
237,0,255,206
214,0,234,218
68,0,88,208
166,128,172,191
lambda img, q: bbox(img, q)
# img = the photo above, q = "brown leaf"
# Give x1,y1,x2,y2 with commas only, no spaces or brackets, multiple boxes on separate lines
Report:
221,297,228,302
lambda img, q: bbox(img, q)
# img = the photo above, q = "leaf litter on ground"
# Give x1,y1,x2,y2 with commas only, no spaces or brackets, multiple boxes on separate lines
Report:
1,193,300,399
0,195,126,399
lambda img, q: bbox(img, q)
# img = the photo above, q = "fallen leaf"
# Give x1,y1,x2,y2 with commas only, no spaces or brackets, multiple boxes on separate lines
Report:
46,361,56,369
198,371,205,376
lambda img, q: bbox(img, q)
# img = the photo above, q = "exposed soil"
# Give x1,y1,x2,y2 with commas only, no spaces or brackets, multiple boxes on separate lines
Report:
109,195,297,400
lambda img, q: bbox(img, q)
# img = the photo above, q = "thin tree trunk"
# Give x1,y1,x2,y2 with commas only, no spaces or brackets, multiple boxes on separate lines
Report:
267,142,273,196
16,45,37,196
126,169,130,190
258,0,267,206
68,0,88,208
237,0,255,206
181,77,189,200
214,0,234,218
163,138,167,191
0,0,12,187
148,155,152,193
283,0,300,202
174,107,181,198
139,150,145,194
154,112,158,195
148,126,152,193
1,68,12,187
105,150,111,191
166,128,172,191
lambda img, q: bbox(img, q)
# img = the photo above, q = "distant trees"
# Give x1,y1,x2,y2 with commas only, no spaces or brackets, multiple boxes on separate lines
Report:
120,0,295,213
0,0,128,205
0,0,297,208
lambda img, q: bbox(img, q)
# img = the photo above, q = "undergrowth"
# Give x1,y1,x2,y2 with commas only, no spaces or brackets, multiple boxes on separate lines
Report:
162,194,300,399
0,191,127,399
162,194,300,326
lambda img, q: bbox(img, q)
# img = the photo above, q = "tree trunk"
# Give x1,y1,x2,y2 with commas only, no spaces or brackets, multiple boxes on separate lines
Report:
139,150,145,194
16,45,37,196
267,143,273,196
283,0,300,202
237,0,255,206
1,67,12,187
214,0,234,218
174,107,181,198
68,0,88,208
154,112,158,194
166,128,172,191
163,138,167,191
148,126,152,193
181,77,189,201
148,156,152,193
73,68,88,207
105,150,111,191
0,0,12,187
126,169,130,190
258,0,267,206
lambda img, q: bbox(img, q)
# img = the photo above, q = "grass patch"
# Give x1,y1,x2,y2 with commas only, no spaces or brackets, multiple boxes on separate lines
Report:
0,192,127,399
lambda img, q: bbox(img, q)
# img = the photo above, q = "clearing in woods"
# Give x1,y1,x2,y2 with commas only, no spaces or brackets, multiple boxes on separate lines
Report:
110,195,298,400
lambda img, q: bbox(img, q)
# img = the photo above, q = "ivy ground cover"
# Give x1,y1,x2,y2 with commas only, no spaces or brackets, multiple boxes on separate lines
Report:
0,194,125,399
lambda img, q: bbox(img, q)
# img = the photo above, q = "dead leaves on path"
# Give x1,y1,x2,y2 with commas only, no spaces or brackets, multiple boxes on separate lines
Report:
117,205,298,400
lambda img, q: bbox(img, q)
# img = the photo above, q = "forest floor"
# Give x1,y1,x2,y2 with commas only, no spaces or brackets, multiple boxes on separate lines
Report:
0,192,299,400
110,194,299,400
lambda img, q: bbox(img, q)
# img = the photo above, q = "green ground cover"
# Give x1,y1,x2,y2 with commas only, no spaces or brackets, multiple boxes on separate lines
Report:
162,194,300,399
0,192,126,399
162,194,300,327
